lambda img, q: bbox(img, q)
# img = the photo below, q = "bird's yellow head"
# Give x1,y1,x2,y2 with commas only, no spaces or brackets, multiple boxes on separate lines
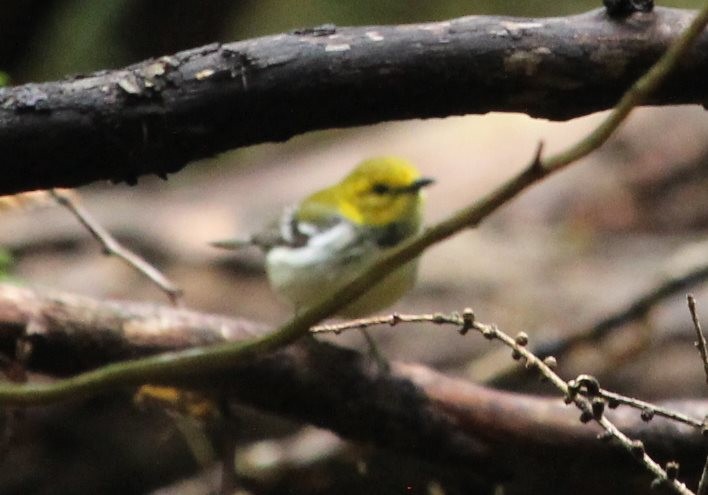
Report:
303,157,433,228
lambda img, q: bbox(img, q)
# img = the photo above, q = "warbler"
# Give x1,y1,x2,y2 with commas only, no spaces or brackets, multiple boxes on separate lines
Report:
212,156,433,318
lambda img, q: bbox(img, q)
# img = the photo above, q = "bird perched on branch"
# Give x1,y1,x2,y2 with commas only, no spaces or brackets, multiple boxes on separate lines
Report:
213,157,433,318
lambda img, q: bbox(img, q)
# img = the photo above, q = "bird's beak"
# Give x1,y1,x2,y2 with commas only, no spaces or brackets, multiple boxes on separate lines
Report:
410,177,435,191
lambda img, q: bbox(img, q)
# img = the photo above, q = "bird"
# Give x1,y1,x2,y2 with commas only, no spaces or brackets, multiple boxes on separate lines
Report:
212,156,433,349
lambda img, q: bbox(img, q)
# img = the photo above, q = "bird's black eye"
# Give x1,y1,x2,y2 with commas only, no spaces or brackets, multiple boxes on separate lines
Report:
371,183,391,195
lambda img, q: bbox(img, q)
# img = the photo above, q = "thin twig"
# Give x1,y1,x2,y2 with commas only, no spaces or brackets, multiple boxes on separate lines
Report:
688,295,708,495
49,189,183,305
311,312,436,334
0,3,705,406
688,295,708,385
598,388,704,429
314,313,706,430
316,310,694,494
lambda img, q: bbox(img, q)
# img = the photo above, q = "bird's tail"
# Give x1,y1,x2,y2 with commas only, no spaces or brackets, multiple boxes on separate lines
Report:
209,237,254,250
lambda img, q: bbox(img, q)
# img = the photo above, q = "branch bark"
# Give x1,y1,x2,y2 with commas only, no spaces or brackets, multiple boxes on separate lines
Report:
0,284,706,492
0,7,706,194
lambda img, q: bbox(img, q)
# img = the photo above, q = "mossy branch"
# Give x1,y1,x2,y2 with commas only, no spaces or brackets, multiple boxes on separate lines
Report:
0,4,707,406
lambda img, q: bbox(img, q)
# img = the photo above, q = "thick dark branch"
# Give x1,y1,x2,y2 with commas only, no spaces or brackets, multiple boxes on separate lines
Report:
0,7,706,194
0,284,706,491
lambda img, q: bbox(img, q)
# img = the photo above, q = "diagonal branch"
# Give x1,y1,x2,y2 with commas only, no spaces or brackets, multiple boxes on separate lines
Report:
0,7,707,194
49,189,183,305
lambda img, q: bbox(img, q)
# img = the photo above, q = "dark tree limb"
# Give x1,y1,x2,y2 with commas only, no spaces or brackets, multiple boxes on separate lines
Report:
0,7,707,194
0,283,706,492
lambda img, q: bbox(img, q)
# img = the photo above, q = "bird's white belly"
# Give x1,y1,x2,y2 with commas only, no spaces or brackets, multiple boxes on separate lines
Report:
265,227,417,317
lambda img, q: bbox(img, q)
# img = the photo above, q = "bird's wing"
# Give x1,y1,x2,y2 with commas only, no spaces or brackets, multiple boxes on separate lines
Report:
212,201,355,252
210,214,291,252
275,202,346,248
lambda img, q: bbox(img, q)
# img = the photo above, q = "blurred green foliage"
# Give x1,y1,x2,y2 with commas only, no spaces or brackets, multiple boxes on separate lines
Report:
23,0,131,83
1,0,703,83
0,72,8,87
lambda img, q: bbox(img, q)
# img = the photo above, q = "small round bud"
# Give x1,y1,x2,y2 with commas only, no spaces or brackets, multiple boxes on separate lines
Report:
579,410,593,423
543,356,557,369
665,461,679,480
511,349,522,360
640,408,655,422
459,309,474,335
607,397,620,409
515,332,529,346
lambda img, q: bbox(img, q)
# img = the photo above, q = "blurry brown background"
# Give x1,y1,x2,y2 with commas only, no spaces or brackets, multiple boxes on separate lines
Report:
0,1,707,494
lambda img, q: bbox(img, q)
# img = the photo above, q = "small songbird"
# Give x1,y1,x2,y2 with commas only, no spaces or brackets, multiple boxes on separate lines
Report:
212,156,434,318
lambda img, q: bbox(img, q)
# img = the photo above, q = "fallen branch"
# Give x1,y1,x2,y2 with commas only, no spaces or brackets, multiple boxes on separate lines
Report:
0,7,707,193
